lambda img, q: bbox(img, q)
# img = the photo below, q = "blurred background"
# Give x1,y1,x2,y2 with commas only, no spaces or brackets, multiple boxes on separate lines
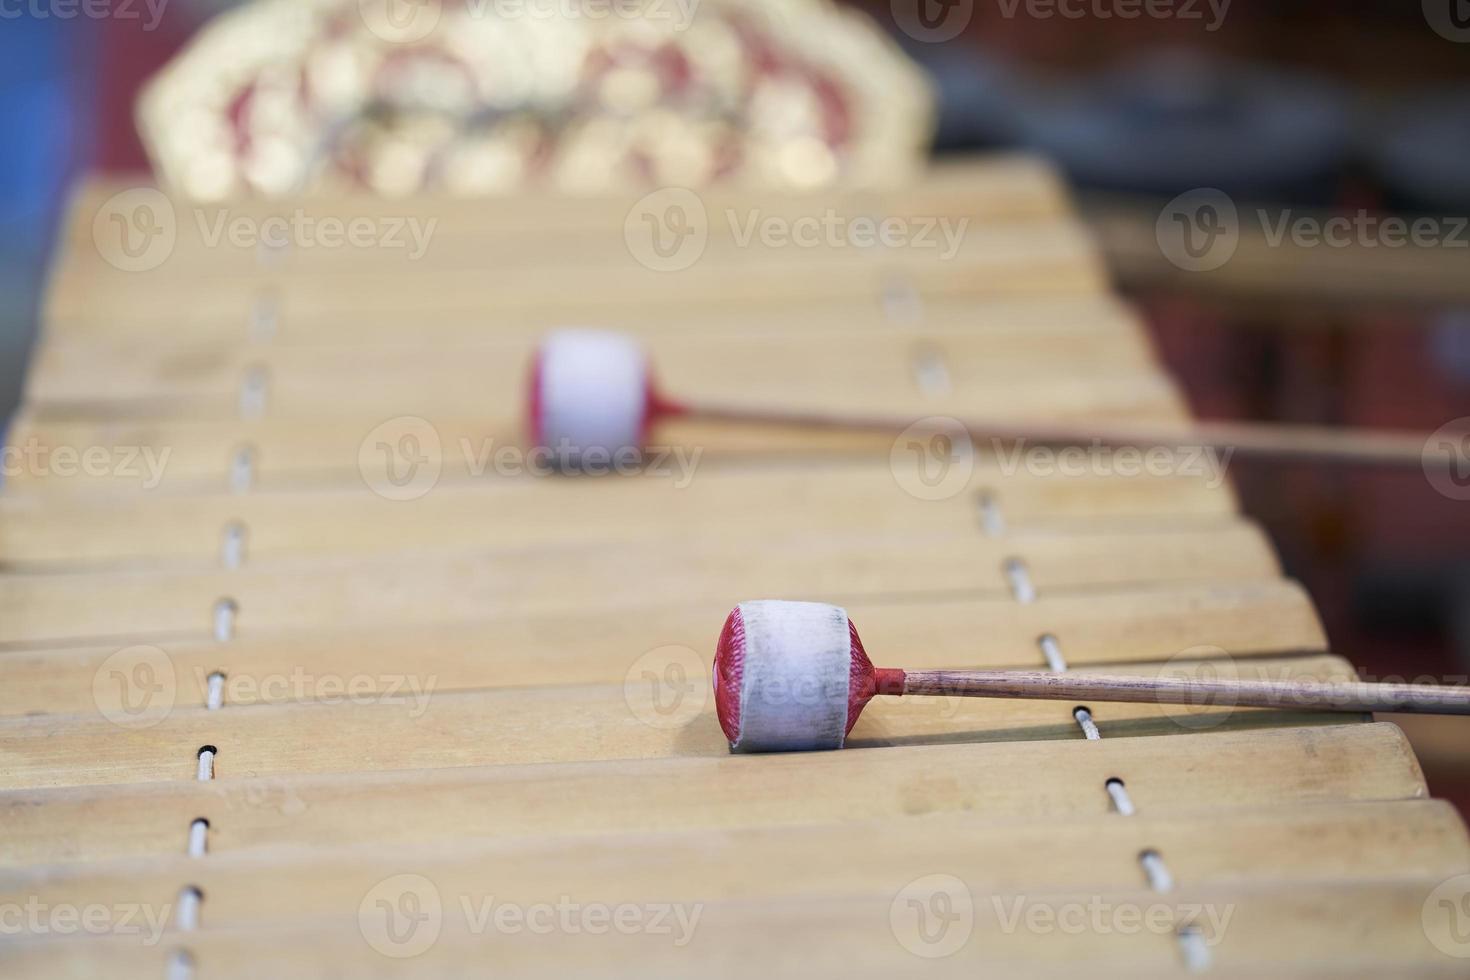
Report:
2,0,1468,800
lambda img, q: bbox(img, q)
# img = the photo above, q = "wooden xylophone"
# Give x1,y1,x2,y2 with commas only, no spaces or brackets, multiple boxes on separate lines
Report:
3,155,1468,978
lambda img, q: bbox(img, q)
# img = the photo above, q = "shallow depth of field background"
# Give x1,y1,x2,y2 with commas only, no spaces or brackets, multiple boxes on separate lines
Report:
1,0,1468,802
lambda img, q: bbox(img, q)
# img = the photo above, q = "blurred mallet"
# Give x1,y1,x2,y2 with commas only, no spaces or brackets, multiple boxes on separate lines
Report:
528,329,1446,469
713,600,1470,752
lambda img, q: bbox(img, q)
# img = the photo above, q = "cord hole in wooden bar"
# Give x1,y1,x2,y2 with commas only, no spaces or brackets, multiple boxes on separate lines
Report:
166,948,196,980
196,746,218,782
880,277,923,326
187,818,209,857
221,521,248,569
250,293,279,342
213,598,238,642
1073,706,1101,740
1037,633,1067,671
910,344,951,397
1176,925,1212,972
1003,558,1036,603
175,886,204,931
976,490,1006,537
239,365,270,420
205,672,226,710
1104,777,1135,816
229,445,256,494
1138,849,1174,892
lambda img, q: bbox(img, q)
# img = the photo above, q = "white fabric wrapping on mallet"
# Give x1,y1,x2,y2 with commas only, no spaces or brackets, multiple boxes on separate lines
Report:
732,600,852,753
537,329,648,462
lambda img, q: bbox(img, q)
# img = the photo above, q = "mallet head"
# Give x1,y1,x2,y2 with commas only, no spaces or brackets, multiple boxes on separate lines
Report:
713,600,886,753
528,329,655,466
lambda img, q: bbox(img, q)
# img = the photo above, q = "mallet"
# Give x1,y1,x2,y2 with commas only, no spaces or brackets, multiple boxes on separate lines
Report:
713,600,1470,753
528,329,1445,469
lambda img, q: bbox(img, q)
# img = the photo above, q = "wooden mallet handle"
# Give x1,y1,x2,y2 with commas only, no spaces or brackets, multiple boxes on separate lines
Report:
688,401,1441,469
899,669,1470,716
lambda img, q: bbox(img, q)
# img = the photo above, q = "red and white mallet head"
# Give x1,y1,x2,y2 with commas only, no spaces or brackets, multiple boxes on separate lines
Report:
528,329,661,465
713,600,903,753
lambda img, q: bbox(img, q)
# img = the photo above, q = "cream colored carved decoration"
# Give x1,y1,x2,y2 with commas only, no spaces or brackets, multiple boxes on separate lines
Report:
138,0,934,198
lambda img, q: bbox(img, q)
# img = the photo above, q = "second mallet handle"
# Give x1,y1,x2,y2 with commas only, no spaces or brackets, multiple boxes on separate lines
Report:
898,669,1470,716
685,401,1435,468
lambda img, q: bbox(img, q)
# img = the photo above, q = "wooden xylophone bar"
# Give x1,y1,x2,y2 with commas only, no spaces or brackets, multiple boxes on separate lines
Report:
3,155,1467,978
